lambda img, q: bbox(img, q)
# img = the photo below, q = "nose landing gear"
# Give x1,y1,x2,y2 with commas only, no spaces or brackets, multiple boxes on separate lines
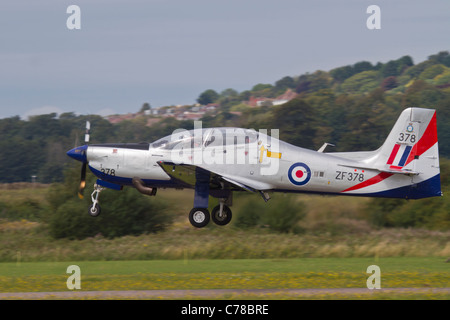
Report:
88,184,104,217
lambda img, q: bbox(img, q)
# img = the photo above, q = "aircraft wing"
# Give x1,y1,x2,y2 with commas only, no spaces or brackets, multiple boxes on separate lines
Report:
157,161,272,192
220,174,273,191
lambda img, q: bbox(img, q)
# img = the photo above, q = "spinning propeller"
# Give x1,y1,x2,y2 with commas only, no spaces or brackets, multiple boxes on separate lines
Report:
67,121,90,199
78,159,87,199
78,121,90,198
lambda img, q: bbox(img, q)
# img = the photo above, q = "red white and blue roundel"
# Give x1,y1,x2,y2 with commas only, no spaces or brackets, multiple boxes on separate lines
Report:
288,162,311,186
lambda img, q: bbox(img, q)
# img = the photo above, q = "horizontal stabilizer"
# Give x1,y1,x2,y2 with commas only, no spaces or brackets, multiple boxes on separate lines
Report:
338,163,419,175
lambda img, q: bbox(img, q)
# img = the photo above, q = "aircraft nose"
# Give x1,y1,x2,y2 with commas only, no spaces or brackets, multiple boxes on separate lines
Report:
67,145,88,163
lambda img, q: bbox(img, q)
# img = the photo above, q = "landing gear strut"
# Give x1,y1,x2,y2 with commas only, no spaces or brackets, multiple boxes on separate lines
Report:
211,199,232,226
189,168,233,228
88,184,104,217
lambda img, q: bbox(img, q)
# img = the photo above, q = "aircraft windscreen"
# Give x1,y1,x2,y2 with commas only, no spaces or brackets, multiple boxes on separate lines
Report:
221,128,258,146
151,137,195,150
150,138,169,149
150,128,258,150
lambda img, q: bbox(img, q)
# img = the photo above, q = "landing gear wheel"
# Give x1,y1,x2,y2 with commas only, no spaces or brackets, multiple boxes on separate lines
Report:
189,208,210,228
88,203,101,217
211,205,232,226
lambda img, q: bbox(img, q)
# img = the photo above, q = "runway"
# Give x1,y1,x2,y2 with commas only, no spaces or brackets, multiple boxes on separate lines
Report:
1,287,449,299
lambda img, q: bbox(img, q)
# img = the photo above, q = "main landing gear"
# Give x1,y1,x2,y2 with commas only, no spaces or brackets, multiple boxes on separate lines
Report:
188,198,232,228
211,201,232,226
189,167,233,228
189,208,210,228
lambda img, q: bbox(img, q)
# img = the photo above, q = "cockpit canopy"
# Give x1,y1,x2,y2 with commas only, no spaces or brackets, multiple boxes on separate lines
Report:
150,128,259,150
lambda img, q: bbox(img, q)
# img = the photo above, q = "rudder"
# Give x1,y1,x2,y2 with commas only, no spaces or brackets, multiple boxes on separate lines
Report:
373,107,441,198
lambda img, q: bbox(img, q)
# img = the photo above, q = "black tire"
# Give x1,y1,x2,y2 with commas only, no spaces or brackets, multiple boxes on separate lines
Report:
211,205,232,226
189,208,210,228
88,204,101,217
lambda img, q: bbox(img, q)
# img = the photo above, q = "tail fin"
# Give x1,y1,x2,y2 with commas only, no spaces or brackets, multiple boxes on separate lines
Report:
371,107,442,198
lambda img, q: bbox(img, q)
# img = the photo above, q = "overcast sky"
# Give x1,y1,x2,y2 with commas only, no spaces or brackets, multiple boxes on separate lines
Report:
0,0,449,119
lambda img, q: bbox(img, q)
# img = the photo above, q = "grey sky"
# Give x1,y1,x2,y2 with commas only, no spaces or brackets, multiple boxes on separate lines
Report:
0,0,449,119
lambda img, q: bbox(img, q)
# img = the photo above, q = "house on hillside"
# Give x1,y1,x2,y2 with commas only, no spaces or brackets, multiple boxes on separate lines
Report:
247,96,274,107
272,89,298,106
203,103,219,112
176,111,205,121
107,113,138,124
246,88,297,107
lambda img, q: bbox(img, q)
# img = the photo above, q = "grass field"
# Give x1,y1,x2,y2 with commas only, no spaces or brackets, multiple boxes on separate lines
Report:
0,257,449,299
0,184,449,299
1,187,449,262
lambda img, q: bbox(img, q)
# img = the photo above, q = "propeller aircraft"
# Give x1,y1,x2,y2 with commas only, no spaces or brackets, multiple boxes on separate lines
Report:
67,107,442,228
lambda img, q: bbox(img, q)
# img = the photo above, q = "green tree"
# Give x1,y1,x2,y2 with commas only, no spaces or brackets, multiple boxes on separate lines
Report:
330,65,354,82
381,76,398,91
251,83,273,91
339,89,395,151
275,76,295,90
261,196,306,233
220,88,238,98
428,51,450,67
270,98,317,149
435,97,450,157
341,70,381,94
197,89,219,105
139,102,151,113
235,196,305,233
402,80,444,109
403,60,436,78
434,69,450,85
218,88,241,110
381,56,414,77
419,64,445,80
295,80,311,93
353,61,374,73
308,71,332,91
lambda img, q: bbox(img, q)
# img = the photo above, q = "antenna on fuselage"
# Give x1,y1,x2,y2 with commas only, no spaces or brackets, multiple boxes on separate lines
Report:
317,142,335,153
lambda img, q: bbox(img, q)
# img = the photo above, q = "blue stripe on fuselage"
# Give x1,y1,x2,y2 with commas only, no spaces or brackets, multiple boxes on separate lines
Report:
88,166,185,189
367,173,442,199
271,174,442,199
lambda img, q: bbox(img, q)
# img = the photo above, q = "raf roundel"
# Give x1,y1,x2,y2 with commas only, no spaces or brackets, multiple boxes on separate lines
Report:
288,162,311,186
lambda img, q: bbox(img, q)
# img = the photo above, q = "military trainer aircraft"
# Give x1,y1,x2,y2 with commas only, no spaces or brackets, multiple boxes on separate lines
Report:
67,107,442,228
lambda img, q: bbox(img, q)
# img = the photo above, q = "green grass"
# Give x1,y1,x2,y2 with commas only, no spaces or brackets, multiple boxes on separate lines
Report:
0,258,449,299
0,185,449,299
1,188,449,262
2,257,449,276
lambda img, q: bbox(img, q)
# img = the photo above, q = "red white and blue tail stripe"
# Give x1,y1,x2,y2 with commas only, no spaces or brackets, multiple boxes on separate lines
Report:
341,108,441,199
